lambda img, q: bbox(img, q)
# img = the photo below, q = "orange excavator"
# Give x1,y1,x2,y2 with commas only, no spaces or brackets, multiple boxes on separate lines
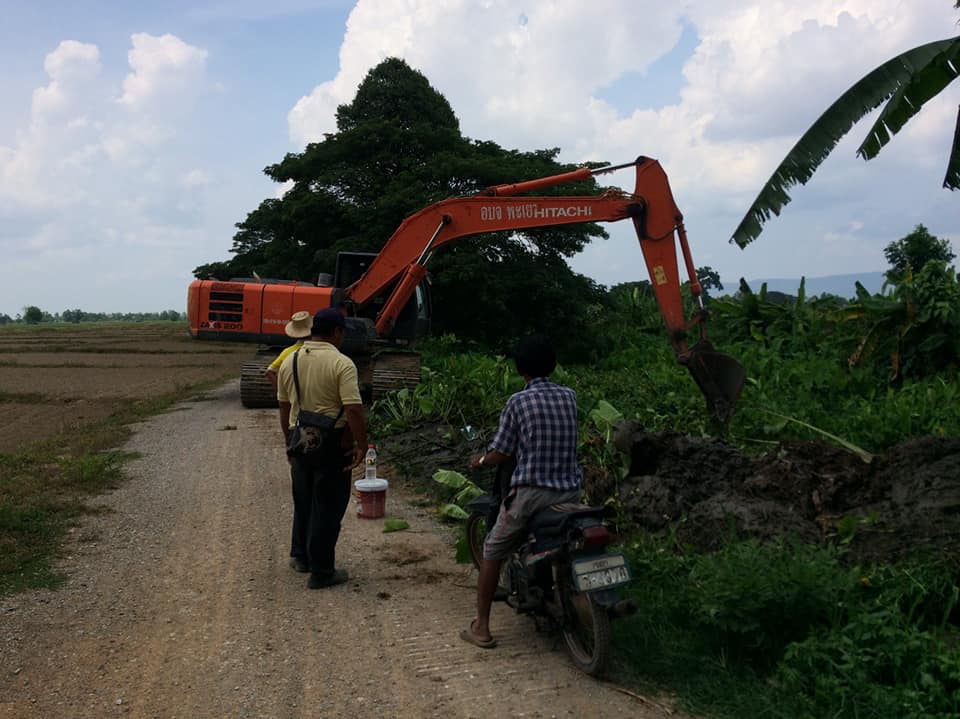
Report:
188,156,745,425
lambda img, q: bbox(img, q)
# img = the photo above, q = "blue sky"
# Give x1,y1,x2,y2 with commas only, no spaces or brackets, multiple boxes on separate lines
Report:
0,0,957,316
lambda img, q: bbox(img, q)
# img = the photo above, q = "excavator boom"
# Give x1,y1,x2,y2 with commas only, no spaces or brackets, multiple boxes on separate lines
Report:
344,156,745,427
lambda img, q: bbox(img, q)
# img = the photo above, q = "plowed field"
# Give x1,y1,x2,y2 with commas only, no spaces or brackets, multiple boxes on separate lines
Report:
0,323,251,453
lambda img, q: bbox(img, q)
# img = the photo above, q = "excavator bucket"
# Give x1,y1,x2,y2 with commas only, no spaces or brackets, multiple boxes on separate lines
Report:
684,340,746,430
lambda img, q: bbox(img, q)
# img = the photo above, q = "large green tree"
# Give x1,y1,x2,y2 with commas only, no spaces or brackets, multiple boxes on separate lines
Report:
195,58,612,358
731,19,960,248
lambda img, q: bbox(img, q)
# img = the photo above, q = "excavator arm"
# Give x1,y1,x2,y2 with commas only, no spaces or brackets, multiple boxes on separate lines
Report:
344,156,745,427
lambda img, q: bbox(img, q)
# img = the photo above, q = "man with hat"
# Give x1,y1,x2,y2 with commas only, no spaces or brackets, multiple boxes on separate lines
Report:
265,310,312,391
276,308,367,589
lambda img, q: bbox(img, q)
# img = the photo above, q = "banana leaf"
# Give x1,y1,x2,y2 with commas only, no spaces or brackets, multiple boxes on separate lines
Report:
439,503,469,521
454,483,484,506
858,39,960,162
433,469,468,491
946,108,960,189
761,410,874,463
732,36,960,248
588,400,624,435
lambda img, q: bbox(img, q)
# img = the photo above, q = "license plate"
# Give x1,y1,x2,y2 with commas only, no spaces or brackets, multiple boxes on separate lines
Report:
572,553,631,591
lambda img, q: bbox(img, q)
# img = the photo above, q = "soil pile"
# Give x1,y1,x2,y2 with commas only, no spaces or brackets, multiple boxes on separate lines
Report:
379,421,960,563
611,423,960,562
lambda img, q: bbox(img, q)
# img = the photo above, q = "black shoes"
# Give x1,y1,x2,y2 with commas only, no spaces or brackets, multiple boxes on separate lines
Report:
307,569,349,589
292,557,348,588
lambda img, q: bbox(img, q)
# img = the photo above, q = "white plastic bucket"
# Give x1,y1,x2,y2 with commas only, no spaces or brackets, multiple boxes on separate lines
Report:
354,478,388,519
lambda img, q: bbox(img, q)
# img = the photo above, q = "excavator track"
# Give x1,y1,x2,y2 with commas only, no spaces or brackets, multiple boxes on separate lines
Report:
372,351,422,398
240,356,279,409
238,350,421,409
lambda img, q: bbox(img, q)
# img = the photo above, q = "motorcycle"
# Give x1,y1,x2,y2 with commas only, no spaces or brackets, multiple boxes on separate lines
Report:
463,474,636,676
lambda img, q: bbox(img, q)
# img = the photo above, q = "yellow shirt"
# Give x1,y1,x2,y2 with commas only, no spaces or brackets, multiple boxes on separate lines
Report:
276,341,361,429
268,342,303,372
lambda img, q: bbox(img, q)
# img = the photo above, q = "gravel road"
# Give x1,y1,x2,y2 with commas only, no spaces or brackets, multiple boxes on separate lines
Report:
0,382,678,718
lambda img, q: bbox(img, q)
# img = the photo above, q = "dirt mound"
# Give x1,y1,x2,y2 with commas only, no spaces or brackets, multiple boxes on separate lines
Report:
611,423,960,562
379,421,960,564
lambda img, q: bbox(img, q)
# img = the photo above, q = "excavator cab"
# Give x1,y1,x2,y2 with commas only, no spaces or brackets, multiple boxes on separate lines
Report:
335,252,431,342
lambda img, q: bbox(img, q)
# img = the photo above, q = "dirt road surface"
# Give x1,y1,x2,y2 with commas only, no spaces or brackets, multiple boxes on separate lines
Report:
0,382,678,719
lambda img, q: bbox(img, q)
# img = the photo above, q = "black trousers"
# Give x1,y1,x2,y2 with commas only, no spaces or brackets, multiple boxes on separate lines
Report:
289,436,352,578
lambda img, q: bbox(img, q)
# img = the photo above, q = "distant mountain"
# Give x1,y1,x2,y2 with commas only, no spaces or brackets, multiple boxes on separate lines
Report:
720,272,886,299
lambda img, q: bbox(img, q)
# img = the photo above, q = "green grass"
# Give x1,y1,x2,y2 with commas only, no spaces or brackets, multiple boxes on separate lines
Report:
0,373,235,597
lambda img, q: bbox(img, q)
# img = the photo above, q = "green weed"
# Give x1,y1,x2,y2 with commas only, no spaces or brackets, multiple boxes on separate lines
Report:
611,535,960,719
0,373,234,598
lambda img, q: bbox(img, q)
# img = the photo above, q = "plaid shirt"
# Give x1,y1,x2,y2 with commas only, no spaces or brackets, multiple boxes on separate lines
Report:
488,377,582,491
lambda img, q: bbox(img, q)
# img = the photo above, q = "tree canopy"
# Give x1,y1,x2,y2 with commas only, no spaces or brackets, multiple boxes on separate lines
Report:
22,306,43,324
883,224,956,284
195,58,613,358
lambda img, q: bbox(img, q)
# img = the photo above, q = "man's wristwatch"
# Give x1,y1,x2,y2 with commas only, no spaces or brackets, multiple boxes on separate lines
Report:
478,454,486,466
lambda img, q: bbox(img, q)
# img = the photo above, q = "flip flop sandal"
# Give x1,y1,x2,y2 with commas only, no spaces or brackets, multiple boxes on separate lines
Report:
460,622,497,649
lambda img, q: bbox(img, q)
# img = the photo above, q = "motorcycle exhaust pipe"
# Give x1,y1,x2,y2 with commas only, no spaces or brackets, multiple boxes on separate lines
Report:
608,599,638,619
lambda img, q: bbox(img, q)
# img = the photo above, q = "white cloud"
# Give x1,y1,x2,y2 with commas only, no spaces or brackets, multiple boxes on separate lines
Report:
289,0,683,146
288,0,960,287
0,33,217,314
32,40,101,118
118,33,208,110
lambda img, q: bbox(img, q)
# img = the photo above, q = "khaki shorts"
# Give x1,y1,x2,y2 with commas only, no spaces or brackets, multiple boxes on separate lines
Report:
482,486,581,561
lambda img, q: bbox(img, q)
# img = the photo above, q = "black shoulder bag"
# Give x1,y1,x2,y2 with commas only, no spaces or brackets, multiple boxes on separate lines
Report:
286,349,343,457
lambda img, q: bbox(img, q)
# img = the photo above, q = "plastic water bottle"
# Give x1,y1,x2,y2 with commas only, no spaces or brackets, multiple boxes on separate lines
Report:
364,444,377,480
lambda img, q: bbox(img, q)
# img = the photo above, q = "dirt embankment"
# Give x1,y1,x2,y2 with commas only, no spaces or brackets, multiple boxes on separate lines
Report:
608,423,960,562
360,419,960,564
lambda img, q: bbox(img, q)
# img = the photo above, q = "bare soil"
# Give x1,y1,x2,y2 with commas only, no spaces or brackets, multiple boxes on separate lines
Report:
0,325,250,452
610,424,960,563
382,418,960,565
0,367,245,401
0,382,678,719
0,353,229,367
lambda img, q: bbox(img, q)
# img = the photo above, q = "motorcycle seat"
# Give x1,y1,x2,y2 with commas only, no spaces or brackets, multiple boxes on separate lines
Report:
527,504,608,535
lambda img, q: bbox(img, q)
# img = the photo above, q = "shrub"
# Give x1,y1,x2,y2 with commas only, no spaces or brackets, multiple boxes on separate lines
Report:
778,608,960,719
687,538,856,668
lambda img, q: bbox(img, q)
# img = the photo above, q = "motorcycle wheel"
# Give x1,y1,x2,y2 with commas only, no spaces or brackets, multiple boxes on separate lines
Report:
464,513,487,571
560,581,612,676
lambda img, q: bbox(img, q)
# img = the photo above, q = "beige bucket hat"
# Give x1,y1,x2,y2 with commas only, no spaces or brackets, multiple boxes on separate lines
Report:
285,310,313,339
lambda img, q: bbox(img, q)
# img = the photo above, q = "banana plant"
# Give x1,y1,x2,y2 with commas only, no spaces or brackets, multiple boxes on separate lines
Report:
842,261,960,379
433,469,483,521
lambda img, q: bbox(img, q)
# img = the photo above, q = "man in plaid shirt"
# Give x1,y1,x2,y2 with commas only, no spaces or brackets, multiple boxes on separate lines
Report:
460,334,582,649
